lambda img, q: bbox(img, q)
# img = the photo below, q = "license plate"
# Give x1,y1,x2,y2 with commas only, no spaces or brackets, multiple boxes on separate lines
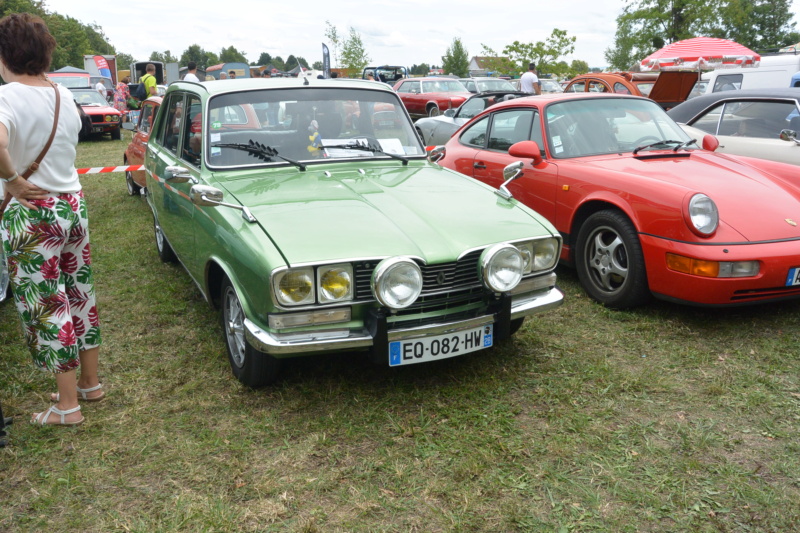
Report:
786,267,800,286
388,325,493,367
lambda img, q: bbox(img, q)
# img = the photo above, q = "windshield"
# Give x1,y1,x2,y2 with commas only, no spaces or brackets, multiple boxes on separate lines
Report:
545,98,690,158
72,90,109,106
207,87,424,168
50,75,90,88
421,80,468,93
476,79,516,92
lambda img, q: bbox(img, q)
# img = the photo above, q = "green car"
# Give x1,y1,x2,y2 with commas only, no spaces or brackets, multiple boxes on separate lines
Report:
144,78,563,387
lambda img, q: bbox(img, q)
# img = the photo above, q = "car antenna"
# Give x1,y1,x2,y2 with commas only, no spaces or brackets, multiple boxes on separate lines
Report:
303,76,309,86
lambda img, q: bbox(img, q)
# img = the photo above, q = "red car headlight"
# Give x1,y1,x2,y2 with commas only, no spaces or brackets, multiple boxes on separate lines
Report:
683,193,718,237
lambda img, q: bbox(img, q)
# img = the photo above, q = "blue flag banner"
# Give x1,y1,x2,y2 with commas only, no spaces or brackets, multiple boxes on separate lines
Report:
322,44,331,79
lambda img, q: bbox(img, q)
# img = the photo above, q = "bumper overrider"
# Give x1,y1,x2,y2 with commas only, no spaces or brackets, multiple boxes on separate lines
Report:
244,272,563,361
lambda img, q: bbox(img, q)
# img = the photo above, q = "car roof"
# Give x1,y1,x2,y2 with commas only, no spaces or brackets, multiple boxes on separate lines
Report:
485,92,648,110
168,77,396,97
667,88,800,122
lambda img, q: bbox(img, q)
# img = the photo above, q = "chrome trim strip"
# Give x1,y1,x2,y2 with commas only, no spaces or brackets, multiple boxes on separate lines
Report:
244,286,564,355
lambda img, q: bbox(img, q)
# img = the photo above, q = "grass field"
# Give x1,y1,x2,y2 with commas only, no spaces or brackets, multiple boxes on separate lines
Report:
1,131,800,532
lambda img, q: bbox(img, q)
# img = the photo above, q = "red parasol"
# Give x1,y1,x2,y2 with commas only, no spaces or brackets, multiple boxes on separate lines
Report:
640,37,760,71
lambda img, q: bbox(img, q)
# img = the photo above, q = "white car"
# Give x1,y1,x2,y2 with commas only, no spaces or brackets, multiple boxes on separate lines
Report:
667,88,800,166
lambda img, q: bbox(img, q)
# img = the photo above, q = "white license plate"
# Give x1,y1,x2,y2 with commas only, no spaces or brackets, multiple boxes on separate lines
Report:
786,267,800,286
388,325,493,366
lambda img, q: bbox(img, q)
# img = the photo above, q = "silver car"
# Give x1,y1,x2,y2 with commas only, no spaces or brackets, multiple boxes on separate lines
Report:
415,91,527,146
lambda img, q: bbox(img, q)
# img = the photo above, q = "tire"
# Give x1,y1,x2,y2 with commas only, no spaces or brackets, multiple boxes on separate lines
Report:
124,158,141,196
509,318,524,336
111,127,121,141
221,278,281,387
575,209,650,309
0,247,10,304
427,105,440,117
153,216,177,263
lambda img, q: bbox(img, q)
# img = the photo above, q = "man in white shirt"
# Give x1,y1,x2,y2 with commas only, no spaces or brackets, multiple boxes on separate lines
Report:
95,80,106,98
519,62,541,95
183,61,200,82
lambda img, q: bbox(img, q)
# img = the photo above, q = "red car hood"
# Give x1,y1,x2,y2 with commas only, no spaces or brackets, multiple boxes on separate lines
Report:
580,151,800,242
81,104,121,116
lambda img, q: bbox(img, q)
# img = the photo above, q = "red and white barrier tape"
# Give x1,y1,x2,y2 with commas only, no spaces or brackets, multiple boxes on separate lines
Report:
77,165,142,175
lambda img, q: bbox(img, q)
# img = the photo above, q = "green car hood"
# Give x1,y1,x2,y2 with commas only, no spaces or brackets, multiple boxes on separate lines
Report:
218,163,555,266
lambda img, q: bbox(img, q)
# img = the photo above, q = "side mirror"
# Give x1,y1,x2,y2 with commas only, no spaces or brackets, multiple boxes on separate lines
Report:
443,109,456,118
701,134,719,152
190,185,256,223
496,161,524,200
164,165,196,184
508,140,543,166
780,129,800,145
428,145,446,163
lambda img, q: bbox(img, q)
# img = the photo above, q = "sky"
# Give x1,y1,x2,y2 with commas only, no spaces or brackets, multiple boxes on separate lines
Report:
44,0,800,72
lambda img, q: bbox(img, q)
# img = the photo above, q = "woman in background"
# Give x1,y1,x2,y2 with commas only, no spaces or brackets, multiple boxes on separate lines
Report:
113,75,131,121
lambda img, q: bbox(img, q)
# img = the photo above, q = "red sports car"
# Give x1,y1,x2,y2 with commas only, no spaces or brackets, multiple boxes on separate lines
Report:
393,77,471,118
438,92,800,308
70,88,122,140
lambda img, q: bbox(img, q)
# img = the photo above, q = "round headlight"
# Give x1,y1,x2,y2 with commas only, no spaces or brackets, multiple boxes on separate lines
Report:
371,257,422,310
480,244,523,293
319,266,353,303
688,193,718,236
275,269,314,305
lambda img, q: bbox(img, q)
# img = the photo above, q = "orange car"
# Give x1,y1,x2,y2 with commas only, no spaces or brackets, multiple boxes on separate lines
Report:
563,71,699,109
123,96,162,194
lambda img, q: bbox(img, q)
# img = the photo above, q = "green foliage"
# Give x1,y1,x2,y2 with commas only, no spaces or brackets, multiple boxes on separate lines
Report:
180,45,208,68
256,52,273,66
478,45,518,77
47,15,91,69
410,63,431,76
271,56,286,71
149,50,178,63
504,29,577,76
605,0,799,70
312,60,323,70
219,46,247,64
339,26,370,78
324,20,342,68
441,37,470,77
116,52,135,71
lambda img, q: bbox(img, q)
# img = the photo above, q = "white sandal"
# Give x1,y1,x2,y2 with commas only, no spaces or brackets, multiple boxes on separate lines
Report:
31,405,84,427
51,383,105,403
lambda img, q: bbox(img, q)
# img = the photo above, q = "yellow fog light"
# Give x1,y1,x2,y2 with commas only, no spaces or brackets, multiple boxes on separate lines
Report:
318,265,353,303
274,268,314,306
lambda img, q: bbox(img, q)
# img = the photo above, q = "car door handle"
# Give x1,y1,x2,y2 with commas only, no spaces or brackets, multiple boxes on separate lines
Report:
473,162,486,169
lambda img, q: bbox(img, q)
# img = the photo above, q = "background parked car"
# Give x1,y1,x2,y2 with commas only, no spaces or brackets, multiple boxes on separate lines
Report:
459,77,517,94
143,77,564,386
563,71,698,109
122,95,162,194
438,92,800,308
393,77,472,117
667,88,800,166
70,87,122,140
511,78,564,94
415,90,528,146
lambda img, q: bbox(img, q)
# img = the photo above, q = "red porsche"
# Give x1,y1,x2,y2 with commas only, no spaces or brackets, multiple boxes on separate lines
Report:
438,92,800,308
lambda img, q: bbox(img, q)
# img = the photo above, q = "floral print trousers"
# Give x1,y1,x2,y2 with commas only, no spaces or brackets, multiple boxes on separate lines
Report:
1,191,101,373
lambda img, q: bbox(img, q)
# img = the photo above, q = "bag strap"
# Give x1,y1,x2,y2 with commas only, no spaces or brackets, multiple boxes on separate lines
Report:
21,81,61,179
1,82,61,214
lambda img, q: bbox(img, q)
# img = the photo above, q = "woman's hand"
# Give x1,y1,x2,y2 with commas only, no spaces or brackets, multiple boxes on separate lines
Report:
4,176,50,209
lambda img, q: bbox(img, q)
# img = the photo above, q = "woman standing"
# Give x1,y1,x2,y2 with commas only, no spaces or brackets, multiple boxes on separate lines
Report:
113,75,131,120
0,13,105,426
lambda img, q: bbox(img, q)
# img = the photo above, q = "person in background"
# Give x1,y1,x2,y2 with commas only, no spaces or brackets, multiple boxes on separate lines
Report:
0,13,105,427
261,70,271,78
219,72,228,80
95,79,105,98
183,61,200,83
520,62,542,95
113,75,131,121
228,70,236,79
142,63,157,97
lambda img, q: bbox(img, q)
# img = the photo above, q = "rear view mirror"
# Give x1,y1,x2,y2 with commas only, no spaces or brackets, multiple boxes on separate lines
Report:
701,134,719,152
780,129,800,145
508,141,543,166
427,146,445,163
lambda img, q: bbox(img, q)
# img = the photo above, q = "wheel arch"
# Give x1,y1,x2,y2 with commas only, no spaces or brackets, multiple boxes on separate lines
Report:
567,196,639,263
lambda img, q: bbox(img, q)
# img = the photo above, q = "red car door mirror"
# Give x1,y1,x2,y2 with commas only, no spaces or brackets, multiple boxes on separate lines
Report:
509,140,544,166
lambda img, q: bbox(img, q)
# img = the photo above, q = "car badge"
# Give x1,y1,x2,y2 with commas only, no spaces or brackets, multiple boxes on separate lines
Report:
787,218,798,227
437,272,447,285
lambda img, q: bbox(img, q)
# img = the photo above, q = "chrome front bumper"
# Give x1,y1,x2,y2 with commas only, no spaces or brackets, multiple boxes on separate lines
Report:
244,283,564,358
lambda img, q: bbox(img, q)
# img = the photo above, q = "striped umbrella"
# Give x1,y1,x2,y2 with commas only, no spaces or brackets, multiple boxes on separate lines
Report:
640,37,760,71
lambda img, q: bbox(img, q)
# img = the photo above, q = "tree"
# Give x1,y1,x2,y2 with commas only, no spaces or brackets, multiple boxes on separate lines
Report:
324,20,342,68
312,60,323,70
272,56,285,71
150,50,178,63
180,44,208,68
569,59,590,77
219,46,247,63
256,52,273,66
339,26,370,78
285,55,299,71
410,63,430,76
116,52,136,71
441,37,469,77
47,15,91,69
711,0,798,51
478,44,518,76
503,28,576,76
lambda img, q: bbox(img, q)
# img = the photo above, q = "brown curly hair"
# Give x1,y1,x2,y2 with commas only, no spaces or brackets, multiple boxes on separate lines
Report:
0,13,56,76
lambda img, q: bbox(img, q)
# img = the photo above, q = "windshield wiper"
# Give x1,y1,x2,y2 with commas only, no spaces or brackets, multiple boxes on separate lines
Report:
672,139,698,152
632,139,685,155
215,141,306,171
325,141,409,165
